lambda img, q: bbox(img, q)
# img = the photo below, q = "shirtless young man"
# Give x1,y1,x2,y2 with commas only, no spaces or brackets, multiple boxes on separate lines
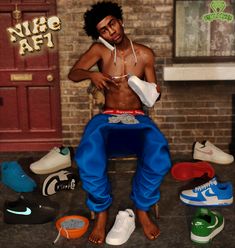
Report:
68,1,171,245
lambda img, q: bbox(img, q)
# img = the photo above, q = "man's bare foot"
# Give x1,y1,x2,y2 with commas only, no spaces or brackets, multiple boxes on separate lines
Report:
89,210,108,244
136,209,160,240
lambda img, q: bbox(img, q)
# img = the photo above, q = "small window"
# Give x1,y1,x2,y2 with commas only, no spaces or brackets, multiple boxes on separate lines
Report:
174,0,235,62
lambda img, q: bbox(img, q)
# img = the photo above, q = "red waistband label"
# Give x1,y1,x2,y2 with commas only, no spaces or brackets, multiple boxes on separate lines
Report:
103,109,145,115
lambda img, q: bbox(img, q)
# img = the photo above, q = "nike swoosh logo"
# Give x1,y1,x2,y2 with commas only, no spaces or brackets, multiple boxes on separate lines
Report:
195,148,213,155
204,188,217,197
201,188,217,200
207,216,218,229
6,207,32,216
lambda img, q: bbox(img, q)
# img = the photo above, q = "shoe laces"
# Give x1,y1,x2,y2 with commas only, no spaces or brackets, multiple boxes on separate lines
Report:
195,178,217,192
113,217,127,231
43,147,60,159
12,165,25,175
113,213,132,231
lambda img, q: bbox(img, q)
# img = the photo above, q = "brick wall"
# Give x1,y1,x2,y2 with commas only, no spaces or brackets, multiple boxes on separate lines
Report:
57,0,235,159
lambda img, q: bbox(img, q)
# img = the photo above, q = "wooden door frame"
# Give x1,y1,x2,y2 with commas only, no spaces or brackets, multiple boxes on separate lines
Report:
0,0,62,152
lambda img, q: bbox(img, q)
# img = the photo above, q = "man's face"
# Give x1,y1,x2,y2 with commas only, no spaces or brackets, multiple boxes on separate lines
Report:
96,15,124,44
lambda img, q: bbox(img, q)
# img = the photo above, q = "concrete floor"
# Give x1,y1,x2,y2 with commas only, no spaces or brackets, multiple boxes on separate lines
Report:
0,153,234,248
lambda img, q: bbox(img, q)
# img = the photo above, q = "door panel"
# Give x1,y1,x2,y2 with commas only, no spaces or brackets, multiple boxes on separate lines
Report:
22,0,47,3
23,11,50,68
27,86,52,130
0,0,62,151
0,87,20,130
0,13,15,69
25,53,50,68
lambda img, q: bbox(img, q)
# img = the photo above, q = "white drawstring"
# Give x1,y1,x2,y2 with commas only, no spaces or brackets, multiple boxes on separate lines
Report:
53,227,70,244
130,39,138,65
53,227,62,244
114,44,117,65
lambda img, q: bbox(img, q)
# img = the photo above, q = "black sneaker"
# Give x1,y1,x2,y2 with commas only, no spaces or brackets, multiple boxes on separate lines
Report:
3,193,59,224
42,170,78,196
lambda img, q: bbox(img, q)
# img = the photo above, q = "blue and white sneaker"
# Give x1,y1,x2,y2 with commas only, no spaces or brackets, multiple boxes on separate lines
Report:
180,177,233,206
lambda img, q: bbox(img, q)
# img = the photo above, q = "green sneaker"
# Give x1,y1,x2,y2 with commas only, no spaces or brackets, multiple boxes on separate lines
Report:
191,208,224,244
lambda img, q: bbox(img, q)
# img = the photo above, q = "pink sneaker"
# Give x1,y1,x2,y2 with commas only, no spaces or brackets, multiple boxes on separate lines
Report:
193,141,234,165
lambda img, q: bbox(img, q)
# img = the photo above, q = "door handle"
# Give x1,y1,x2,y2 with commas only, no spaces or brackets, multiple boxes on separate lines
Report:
47,74,54,82
0,97,3,106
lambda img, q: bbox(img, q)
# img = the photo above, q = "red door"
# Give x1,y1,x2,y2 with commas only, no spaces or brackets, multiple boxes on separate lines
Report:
0,0,62,151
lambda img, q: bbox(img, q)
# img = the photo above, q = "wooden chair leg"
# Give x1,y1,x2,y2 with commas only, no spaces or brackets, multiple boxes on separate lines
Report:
90,210,96,220
153,203,159,219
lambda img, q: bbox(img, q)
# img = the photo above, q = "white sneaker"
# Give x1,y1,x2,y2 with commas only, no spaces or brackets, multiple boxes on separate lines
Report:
128,75,160,107
105,209,135,246
193,141,234,165
30,147,71,174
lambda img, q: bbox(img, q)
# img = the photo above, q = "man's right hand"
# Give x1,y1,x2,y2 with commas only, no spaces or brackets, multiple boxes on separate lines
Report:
90,72,118,90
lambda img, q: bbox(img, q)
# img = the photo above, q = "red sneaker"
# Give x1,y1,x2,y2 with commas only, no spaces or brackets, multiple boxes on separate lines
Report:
171,161,215,181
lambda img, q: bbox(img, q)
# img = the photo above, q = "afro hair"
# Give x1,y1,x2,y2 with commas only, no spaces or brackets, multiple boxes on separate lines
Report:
83,1,123,40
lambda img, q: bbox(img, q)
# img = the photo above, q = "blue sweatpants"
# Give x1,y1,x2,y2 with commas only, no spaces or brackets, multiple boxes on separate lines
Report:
75,113,171,212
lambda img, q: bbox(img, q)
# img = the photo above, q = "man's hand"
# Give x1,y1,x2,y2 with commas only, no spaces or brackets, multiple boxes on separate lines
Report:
90,72,118,90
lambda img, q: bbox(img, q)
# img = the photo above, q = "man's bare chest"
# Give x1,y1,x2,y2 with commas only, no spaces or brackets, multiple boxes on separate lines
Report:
100,52,145,79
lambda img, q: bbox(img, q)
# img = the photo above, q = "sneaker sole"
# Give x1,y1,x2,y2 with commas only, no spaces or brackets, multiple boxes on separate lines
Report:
193,153,234,165
30,163,71,175
128,80,149,106
171,162,215,181
191,218,224,243
105,223,135,245
180,195,233,206
128,80,159,108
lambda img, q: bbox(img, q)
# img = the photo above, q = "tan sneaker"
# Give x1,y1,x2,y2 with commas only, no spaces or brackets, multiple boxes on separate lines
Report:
193,141,234,165
30,147,71,174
